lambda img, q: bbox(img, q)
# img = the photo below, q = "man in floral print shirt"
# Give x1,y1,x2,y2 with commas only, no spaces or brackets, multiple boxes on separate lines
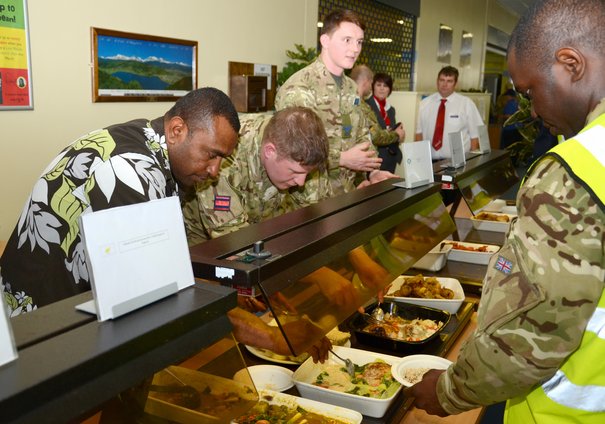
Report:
0,87,240,316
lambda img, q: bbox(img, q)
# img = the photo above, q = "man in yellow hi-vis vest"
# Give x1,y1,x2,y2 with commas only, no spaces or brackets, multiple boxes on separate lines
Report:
408,1,605,422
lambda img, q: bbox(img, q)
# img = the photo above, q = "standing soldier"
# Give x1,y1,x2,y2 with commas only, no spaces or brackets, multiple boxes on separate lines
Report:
275,9,394,206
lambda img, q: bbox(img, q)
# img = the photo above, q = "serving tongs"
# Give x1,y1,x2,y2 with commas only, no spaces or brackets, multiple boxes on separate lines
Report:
149,368,201,409
329,349,356,377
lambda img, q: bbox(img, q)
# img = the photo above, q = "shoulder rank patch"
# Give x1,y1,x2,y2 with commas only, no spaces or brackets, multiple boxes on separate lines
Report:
494,255,513,275
214,195,231,211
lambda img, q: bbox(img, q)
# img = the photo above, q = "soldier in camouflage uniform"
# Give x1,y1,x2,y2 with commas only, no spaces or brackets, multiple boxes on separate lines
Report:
275,9,395,207
181,106,328,245
409,1,605,422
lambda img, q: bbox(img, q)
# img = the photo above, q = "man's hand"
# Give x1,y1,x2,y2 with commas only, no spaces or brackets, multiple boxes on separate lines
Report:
273,316,327,358
405,369,450,417
237,295,267,313
368,170,398,184
395,125,405,142
305,336,332,363
348,247,391,293
303,267,360,310
340,141,382,172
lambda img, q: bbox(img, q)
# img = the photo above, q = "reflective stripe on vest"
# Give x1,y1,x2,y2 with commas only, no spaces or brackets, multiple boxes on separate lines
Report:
541,305,605,412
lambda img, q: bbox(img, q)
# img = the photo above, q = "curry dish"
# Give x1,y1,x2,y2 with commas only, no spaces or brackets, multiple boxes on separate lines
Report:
390,274,455,299
475,212,511,222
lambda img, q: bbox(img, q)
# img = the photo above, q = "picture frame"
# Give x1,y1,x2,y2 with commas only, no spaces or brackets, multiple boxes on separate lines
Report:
91,27,197,102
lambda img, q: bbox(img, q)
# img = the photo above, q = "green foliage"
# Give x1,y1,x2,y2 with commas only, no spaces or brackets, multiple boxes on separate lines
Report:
277,44,318,87
503,95,540,165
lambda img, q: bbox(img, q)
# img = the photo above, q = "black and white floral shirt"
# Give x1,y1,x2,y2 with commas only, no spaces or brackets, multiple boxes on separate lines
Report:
1,117,177,316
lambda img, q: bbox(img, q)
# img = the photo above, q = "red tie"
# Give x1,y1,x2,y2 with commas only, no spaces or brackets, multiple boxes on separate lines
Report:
432,99,447,150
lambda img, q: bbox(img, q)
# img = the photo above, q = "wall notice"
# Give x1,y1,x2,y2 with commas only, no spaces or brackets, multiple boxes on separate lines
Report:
0,0,32,109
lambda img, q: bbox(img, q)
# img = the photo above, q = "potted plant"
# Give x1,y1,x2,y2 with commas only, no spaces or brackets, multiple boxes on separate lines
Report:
503,95,540,165
277,44,318,87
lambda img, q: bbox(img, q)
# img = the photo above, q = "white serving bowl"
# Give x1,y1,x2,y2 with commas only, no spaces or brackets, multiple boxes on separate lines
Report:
241,389,363,424
384,275,464,314
392,354,452,387
470,212,515,233
444,241,500,265
233,365,293,392
482,198,506,212
412,243,452,271
292,346,402,418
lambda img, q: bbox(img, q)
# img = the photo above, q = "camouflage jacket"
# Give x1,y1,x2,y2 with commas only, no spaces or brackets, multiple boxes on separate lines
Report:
181,113,296,245
359,100,400,147
437,156,605,413
275,58,373,205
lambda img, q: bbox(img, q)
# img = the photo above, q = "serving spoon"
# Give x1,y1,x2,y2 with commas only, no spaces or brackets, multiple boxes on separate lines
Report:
329,349,355,378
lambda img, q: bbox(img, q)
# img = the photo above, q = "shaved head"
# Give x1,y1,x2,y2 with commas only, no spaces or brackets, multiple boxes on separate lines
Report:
509,0,605,71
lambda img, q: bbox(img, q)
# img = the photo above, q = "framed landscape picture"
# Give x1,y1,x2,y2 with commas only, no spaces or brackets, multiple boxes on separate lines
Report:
91,27,197,102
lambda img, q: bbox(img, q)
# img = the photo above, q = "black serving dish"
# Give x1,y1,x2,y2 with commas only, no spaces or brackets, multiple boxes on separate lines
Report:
349,301,451,353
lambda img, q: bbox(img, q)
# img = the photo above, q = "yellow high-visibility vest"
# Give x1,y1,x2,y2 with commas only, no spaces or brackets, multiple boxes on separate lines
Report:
505,114,605,423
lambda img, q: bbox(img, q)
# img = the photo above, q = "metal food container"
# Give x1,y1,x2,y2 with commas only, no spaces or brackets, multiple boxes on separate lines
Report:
349,301,451,353
144,366,258,423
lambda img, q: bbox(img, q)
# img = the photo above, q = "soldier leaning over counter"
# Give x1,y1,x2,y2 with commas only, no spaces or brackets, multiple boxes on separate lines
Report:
181,106,328,244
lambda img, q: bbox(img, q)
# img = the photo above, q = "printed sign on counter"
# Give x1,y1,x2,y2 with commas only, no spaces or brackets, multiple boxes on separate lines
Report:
0,299,18,366
448,131,466,168
394,140,434,189
476,124,492,154
77,197,194,321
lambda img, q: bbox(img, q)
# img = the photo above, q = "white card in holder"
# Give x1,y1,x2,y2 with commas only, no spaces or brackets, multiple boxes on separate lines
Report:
448,131,466,168
393,140,434,189
476,124,492,154
77,196,194,321
0,297,18,366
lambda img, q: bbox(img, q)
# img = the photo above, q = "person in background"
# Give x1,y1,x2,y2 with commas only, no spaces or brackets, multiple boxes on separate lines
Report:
415,66,484,160
366,72,404,173
275,9,394,206
498,88,522,149
181,106,328,244
408,1,605,422
350,65,405,174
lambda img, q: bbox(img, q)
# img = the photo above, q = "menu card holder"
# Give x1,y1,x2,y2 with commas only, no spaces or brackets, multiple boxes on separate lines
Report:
448,131,467,168
476,124,492,154
0,299,18,366
394,140,434,189
76,196,194,321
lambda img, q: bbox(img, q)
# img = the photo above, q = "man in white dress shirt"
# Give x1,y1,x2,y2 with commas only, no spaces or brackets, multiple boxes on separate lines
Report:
415,66,484,160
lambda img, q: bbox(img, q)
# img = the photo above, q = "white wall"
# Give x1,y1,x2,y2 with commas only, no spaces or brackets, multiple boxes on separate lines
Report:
413,0,489,92
0,0,318,240
0,0,519,240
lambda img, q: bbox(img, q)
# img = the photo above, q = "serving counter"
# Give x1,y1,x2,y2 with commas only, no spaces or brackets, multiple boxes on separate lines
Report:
1,149,516,423
2,284,237,424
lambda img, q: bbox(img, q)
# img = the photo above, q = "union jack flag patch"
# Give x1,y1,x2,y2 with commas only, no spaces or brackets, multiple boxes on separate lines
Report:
494,255,513,274
214,195,231,211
